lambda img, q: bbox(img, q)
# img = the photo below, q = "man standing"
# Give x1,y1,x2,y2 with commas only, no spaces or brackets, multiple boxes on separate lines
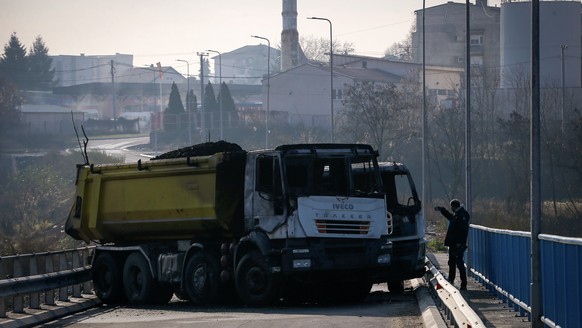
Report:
436,199,470,290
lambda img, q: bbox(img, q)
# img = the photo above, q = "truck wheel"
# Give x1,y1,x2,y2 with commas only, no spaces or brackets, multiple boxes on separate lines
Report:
235,251,279,306
92,253,125,303
123,252,156,304
184,252,221,304
388,280,405,294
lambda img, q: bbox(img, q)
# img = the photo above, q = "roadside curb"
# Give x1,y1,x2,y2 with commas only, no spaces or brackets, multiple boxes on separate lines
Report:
411,278,448,328
0,295,101,328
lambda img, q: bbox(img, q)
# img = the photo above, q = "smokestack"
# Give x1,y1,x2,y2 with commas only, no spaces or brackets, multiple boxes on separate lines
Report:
281,0,300,71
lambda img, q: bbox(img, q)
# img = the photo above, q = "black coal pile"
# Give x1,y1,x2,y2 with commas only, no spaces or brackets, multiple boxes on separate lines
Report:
152,141,245,160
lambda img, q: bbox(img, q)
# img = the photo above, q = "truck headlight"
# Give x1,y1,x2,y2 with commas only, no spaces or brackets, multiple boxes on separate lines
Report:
293,259,312,269
377,254,391,264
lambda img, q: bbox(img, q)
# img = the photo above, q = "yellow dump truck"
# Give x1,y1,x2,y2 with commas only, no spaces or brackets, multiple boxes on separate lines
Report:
66,142,393,305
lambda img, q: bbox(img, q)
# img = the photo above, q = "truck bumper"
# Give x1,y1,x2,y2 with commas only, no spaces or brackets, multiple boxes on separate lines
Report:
384,238,427,281
277,237,393,283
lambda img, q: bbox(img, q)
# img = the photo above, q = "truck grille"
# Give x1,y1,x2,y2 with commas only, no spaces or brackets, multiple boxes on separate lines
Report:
315,219,370,235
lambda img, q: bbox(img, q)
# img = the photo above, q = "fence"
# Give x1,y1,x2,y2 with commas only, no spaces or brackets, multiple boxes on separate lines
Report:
468,224,582,328
0,247,97,326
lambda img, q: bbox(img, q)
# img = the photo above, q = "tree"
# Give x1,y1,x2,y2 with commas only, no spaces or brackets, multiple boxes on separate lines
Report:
0,33,55,91
497,111,529,211
0,78,23,137
218,82,236,113
0,150,123,254
27,36,55,90
186,89,197,112
299,35,355,62
339,81,409,160
200,58,211,82
0,33,28,88
204,81,218,112
384,26,416,61
166,82,184,114
428,105,466,201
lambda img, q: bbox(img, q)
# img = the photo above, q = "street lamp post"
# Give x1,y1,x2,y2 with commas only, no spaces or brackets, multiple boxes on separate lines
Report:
197,52,208,142
307,16,334,143
206,50,223,140
251,35,270,149
145,64,159,155
176,59,192,145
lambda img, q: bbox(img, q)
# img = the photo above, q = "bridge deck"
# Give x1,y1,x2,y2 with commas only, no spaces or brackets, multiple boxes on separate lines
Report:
430,252,530,328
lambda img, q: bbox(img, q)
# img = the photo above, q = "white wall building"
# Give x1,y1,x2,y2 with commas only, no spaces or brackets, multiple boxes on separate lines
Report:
51,53,134,87
266,57,462,128
211,45,280,85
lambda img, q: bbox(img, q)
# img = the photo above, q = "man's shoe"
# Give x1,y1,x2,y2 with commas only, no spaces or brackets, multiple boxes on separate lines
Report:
460,284,467,290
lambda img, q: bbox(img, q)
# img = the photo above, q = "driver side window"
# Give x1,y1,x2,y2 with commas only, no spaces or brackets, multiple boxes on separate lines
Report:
255,155,284,215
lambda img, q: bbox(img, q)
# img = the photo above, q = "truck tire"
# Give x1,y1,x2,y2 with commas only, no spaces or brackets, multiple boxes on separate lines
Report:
92,253,125,303
184,252,221,304
123,252,157,304
388,280,405,294
235,251,279,306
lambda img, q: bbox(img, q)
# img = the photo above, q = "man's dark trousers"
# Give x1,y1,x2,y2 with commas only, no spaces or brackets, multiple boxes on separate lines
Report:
448,245,467,288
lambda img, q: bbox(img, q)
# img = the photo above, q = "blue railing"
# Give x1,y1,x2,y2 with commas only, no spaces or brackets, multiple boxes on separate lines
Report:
468,224,582,328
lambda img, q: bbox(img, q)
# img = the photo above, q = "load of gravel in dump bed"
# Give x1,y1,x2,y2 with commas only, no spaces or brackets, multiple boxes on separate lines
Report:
152,141,245,160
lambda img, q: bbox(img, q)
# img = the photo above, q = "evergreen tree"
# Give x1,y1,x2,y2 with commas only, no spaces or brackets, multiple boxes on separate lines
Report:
166,82,184,114
0,78,23,137
0,33,28,89
28,36,55,90
218,82,236,113
204,81,218,112
186,89,197,111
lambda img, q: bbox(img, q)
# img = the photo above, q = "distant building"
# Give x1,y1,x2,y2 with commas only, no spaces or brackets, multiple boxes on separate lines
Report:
51,54,186,87
116,66,186,85
20,104,84,136
500,0,581,88
212,45,280,85
51,53,134,87
411,0,582,89
412,0,501,85
266,56,462,128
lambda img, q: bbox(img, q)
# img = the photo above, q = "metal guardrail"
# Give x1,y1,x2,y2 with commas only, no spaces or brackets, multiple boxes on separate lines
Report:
0,247,98,326
425,256,484,328
468,224,582,328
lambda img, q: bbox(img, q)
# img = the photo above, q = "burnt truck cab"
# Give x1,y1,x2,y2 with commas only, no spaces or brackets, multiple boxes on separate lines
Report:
378,162,426,291
239,144,393,300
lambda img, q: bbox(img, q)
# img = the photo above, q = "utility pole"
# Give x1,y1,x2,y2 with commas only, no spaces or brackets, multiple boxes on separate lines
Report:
530,0,543,327
421,0,428,224
465,0,472,214
206,50,223,140
197,52,208,142
110,60,116,120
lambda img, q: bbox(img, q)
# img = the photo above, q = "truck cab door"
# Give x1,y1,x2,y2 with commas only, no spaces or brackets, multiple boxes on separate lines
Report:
249,154,286,233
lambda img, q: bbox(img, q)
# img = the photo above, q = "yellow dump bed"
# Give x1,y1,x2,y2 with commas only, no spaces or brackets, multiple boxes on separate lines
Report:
65,152,246,243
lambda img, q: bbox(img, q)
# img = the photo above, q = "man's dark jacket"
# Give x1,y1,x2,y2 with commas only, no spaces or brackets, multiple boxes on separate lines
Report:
439,206,470,247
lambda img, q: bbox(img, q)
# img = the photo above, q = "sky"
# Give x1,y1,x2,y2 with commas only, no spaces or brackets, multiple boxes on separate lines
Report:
0,0,501,75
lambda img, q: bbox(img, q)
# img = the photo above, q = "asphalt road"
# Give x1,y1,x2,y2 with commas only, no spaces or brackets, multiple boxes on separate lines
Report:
85,136,152,163
41,284,423,328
